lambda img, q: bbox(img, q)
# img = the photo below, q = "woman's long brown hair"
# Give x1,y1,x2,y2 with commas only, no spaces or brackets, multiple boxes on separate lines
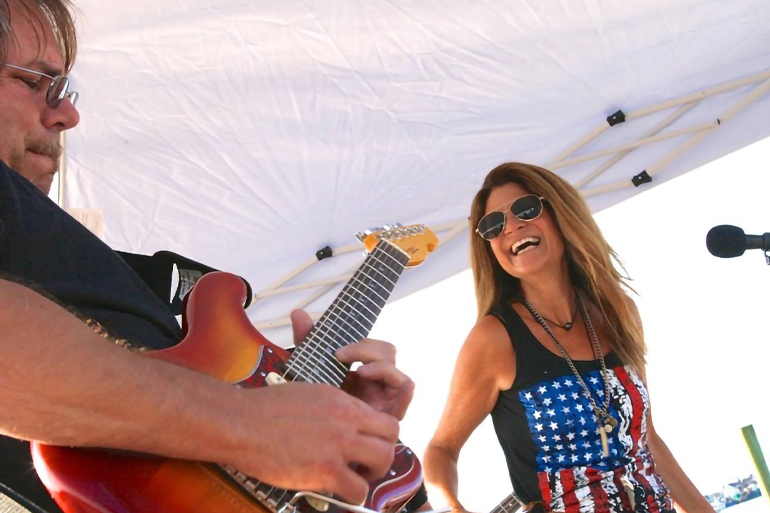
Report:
469,162,645,371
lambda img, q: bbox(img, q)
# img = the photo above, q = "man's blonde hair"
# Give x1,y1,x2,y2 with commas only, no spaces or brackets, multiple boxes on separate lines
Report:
0,0,77,71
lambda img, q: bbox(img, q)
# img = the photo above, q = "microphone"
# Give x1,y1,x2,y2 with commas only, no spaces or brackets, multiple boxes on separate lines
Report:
706,225,770,258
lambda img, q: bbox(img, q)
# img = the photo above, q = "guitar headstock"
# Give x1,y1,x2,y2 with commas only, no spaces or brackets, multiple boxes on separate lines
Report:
357,224,439,267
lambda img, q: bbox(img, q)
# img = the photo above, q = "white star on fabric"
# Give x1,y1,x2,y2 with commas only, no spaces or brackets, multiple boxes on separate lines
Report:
579,417,587,425
556,444,563,450
564,379,573,386
569,444,577,451
567,433,575,440
550,422,558,430
562,407,570,414
539,435,547,442
543,398,553,406
585,452,592,460
558,455,566,462
553,434,561,441
558,394,567,401
524,392,533,400
543,455,551,463
566,419,574,427
538,386,547,394
534,411,542,419
543,446,550,452
571,454,579,462
535,423,544,431
583,442,591,449
552,381,561,389
590,377,599,385
580,429,589,437
597,389,604,396
544,466,552,473
571,392,579,400
575,404,584,412
547,409,556,417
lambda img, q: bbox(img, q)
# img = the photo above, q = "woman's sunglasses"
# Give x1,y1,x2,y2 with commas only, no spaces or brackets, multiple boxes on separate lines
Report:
476,194,545,241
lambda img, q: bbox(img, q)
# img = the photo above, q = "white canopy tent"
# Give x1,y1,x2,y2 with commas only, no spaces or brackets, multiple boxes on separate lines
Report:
60,0,770,347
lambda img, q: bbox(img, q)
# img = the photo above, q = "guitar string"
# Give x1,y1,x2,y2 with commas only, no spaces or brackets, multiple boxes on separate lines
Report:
284,246,397,382
285,243,405,383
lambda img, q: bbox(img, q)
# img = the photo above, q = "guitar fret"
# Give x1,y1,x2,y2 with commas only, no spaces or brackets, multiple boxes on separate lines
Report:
349,274,389,304
336,292,377,328
360,259,398,287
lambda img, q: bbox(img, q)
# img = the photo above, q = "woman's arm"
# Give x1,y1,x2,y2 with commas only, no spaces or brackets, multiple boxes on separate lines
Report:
646,414,715,513
424,315,516,513
625,296,714,513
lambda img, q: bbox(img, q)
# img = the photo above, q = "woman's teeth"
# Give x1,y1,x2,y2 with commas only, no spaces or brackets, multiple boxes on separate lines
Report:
512,237,541,256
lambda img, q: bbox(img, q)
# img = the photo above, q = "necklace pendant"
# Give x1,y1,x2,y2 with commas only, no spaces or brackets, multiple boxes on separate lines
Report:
563,322,573,330
603,422,613,434
599,426,610,457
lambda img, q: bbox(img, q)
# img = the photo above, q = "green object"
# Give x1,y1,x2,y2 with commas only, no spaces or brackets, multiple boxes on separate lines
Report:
741,425,770,507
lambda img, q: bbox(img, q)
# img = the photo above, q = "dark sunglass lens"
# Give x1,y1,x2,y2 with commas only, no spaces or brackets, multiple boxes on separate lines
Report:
477,211,506,240
511,195,543,221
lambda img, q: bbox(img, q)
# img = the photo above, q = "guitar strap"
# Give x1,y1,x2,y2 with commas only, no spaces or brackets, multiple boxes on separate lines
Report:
116,250,253,316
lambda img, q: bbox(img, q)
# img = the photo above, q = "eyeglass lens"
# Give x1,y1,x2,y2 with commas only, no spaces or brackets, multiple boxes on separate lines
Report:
477,195,543,240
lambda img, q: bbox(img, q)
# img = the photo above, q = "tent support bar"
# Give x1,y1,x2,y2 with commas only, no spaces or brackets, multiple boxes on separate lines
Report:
254,311,323,330
573,101,700,189
582,75,770,198
256,273,355,298
551,120,719,170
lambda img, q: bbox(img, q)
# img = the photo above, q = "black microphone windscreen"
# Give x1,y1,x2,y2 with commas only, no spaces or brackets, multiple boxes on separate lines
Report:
706,225,746,258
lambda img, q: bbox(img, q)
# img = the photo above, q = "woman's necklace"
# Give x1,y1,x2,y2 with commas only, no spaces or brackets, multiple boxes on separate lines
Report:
538,299,579,330
522,294,617,457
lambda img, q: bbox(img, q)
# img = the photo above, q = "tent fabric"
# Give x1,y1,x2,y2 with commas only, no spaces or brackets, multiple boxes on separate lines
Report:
63,0,770,345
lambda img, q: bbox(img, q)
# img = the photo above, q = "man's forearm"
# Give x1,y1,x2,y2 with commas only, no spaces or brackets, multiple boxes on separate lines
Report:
0,278,241,461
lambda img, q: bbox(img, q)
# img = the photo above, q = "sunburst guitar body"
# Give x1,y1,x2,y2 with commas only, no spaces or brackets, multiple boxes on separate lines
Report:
32,225,439,513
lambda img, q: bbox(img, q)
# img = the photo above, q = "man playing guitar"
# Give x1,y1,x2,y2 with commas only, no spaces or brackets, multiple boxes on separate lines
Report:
0,1,423,511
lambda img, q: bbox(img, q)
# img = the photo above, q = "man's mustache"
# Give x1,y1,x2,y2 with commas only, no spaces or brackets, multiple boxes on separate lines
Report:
28,139,63,161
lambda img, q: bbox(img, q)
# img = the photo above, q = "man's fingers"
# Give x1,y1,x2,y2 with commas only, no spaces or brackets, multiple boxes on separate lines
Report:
390,379,415,421
356,408,400,443
355,361,412,389
291,309,315,347
328,465,371,506
343,436,395,480
336,339,396,365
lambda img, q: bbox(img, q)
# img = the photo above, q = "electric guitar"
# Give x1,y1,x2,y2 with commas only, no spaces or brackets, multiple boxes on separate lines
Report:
32,224,439,513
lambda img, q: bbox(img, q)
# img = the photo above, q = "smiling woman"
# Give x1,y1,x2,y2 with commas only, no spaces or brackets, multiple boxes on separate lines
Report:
423,163,715,513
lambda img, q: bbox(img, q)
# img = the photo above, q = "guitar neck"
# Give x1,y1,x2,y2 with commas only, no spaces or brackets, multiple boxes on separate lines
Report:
284,239,410,386
490,493,522,513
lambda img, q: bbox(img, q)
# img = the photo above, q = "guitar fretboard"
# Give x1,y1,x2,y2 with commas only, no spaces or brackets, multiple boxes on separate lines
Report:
283,239,410,386
491,493,522,513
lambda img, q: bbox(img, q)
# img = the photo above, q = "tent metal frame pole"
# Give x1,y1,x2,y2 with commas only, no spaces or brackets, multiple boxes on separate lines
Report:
58,132,68,208
582,75,770,198
550,120,719,170
573,101,700,189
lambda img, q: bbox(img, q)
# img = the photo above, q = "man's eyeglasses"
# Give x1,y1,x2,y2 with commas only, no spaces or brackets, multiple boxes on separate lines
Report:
476,194,545,241
4,63,79,109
